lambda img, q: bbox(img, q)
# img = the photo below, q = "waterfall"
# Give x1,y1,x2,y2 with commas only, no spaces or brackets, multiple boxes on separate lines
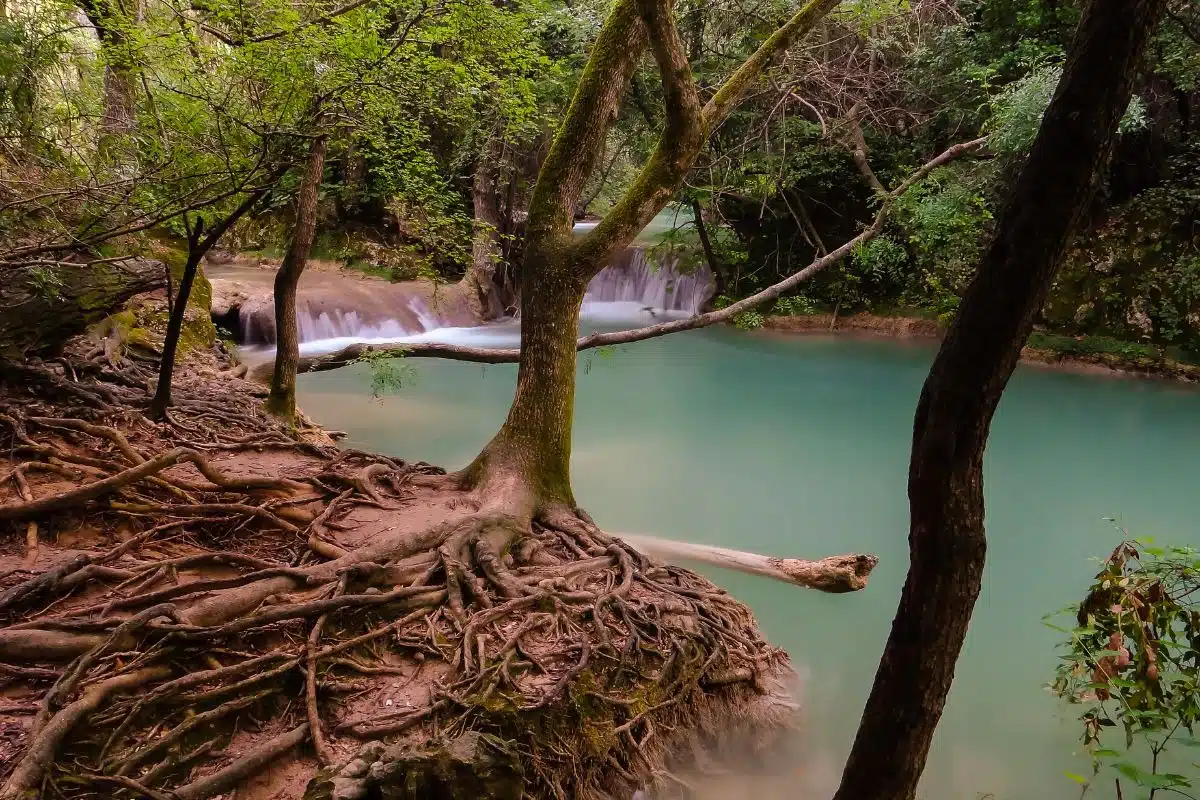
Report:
584,247,713,315
219,279,474,348
211,239,712,353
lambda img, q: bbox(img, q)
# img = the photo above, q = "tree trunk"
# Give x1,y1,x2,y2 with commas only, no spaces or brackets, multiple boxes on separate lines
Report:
0,258,165,357
150,192,265,418
462,247,586,512
81,0,140,155
462,137,505,321
267,135,328,424
832,1,1168,798
101,65,137,137
691,198,725,301
150,247,203,418
452,0,837,520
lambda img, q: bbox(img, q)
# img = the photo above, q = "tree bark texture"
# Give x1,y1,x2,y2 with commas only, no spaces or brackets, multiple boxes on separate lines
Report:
79,0,140,147
0,259,164,357
832,1,1168,799
462,136,506,320
267,135,328,423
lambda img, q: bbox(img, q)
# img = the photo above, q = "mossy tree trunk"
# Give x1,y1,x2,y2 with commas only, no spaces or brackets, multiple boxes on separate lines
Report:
0,258,164,357
832,1,1168,798
79,0,141,155
267,134,328,424
456,0,840,523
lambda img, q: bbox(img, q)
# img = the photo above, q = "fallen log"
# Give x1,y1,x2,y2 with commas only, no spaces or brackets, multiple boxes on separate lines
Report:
0,257,165,356
618,534,878,592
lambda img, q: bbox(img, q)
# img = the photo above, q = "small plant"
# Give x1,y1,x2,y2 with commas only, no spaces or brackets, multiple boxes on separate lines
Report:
24,265,64,300
353,349,417,398
732,310,765,330
1047,529,1200,798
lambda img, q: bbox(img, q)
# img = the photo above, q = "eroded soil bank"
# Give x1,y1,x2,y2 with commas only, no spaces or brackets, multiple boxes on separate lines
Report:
763,313,1200,384
0,325,802,799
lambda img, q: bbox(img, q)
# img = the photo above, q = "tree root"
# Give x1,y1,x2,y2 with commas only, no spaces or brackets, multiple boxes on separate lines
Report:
0,356,876,800
0,447,305,522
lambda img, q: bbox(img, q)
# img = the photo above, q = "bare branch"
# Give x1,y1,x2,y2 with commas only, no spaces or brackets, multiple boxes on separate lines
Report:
703,0,844,132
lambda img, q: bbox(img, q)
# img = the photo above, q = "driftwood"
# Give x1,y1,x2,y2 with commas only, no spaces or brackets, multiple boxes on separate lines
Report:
619,535,878,592
0,257,165,356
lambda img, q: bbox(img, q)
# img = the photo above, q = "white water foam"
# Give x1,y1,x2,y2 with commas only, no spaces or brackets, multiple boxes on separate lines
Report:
584,248,713,315
288,301,691,358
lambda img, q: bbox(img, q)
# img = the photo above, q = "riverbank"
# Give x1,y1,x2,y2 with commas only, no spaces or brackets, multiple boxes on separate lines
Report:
762,313,1200,384
0,313,823,798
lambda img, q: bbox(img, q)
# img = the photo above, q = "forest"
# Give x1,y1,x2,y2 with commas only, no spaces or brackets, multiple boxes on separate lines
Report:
0,0,1197,797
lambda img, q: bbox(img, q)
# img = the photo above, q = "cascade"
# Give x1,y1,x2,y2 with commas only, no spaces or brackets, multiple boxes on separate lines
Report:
584,247,713,315
210,235,712,350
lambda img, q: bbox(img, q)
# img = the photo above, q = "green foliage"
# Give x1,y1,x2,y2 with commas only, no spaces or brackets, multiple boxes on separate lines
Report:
24,265,64,301
1048,532,1200,798
354,350,418,398
773,295,820,316
985,64,1061,155
852,236,909,285
733,309,765,330
1026,332,1159,360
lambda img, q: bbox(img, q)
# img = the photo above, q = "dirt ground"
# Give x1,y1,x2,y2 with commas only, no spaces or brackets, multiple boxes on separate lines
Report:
0,336,798,799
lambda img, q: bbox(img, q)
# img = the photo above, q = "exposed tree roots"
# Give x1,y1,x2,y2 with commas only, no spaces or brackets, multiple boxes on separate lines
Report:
0,345,869,799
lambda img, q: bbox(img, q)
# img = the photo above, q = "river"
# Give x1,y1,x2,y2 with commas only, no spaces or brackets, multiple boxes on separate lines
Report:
294,317,1200,799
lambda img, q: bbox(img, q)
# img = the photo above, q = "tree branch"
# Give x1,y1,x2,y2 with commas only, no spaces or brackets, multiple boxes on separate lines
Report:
702,0,843,133
570,0,704,272
523,0,648,247
619,535,878,592
197,0,375,46
842,102,887,196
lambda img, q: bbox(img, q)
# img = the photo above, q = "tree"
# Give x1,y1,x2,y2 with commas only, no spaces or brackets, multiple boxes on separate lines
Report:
285,0,845,541
266,133,327,423
149,190,266,418
831,1,1170,798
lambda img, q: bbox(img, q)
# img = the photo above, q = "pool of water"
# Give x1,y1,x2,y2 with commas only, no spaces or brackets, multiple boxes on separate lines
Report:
296,323,1200,799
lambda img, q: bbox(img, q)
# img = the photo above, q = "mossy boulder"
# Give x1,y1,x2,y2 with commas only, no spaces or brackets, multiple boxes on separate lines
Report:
0,257,166,357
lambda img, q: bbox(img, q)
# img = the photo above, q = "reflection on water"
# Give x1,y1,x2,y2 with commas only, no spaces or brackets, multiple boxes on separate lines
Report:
296,323,1200,800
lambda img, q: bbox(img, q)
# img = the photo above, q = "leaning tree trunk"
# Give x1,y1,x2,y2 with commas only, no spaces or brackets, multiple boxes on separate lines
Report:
0,258,164,357
267,135,328,424
150,192,265,418
832,1,1168,798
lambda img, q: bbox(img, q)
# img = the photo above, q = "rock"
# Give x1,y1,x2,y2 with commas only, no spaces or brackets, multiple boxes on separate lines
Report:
0,257,166,357
1126,299,1154,337
204,247,236,265
304,732,524,800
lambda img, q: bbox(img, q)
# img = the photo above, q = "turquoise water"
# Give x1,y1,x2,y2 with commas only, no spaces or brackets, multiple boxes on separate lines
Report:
297,325,1200,799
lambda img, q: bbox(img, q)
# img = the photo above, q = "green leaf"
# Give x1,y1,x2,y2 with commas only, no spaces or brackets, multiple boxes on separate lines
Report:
1114,762,1189,789
1065,772,1089,785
